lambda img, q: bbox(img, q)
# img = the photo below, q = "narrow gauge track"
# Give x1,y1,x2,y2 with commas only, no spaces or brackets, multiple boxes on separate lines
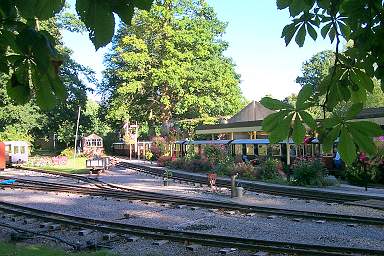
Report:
117,161,384,204
2,176,384,226
0,202,383,256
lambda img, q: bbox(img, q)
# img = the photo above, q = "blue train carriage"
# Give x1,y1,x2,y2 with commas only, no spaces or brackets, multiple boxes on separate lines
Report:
173,140,186,158
182,140,232,157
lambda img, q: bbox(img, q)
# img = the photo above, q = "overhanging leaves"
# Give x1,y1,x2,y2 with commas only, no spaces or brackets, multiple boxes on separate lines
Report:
14,0,64,20
338,127,356,165
292,117,306,144
296,84,312,109
76,0,115,50
260,97,293,110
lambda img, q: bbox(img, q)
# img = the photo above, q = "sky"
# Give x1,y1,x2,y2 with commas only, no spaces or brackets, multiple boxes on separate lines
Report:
62,0,334,101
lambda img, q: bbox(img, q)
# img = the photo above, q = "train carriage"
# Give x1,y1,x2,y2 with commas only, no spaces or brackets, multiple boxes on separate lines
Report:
3,141,29,164
172,138,324,166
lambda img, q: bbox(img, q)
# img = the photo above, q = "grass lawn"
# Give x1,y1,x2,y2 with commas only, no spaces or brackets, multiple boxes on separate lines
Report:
0,242,113,256
27,157,89,175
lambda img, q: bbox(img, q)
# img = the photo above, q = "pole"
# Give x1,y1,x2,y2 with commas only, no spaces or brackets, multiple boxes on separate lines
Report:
73,106,81,169
53,133,56,152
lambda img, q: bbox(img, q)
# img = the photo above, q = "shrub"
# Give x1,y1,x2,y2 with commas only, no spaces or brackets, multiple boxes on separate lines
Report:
145,151,154,161
291,158,327,186
185,145,199,161
60,148,74,158
167,158,186,169
260,158,280,180
150,136,167,160
157,155,173,167
204,145,234,176
234,162,259,180
188,159,211,173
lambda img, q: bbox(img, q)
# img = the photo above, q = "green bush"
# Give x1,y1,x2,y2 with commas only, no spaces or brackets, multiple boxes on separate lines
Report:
145,151,154,161
157,155,173,167
189,159,211,173
167,158,186,169
260,158,280,180
234,162,260,180
185,145,199,161
291,159,327,186
204,145,234,176
60,147,74,158
150,136,167,160
345,164,381,186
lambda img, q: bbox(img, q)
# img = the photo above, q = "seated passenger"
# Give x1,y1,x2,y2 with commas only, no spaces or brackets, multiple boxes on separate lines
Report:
334,150,342,169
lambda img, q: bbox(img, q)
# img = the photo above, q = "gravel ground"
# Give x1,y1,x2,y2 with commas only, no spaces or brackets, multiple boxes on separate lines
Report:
0,217,267,256
129,160,384,197
1,189,384,251
1,169,90,187
3,167,384,219
97,166,384,219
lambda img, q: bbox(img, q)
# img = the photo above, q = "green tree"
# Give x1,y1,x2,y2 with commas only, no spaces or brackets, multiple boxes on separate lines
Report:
261,1,384,165
296,50,335,91
0,74,46,142
102,0,245,135
83,99,112,136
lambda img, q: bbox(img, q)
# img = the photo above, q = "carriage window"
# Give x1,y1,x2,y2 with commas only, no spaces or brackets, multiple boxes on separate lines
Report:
246,144,254,155
258,144,267,156
14,146,19,154
296,145,303,156
20,146,25,154
304,144,312,156
271,144,281,156
5,145,11,152
290,145,297,157
234,144,242,155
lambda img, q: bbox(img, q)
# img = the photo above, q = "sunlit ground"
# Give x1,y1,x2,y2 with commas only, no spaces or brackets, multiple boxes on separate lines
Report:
26,157,89,174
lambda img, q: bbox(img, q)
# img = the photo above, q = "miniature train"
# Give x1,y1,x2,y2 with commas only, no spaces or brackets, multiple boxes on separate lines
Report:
0,141,29,166
173,139,330,165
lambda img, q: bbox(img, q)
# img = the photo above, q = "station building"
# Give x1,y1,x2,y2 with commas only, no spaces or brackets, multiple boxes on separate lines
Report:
195,101,384,140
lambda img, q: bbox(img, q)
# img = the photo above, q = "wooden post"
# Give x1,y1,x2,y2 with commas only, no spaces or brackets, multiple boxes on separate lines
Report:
143,143,146,161
286,142,290,165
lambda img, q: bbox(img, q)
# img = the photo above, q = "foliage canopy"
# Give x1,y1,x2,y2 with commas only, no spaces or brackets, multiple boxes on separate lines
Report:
101,0,245,136
0,0,153,109
261,0,384,164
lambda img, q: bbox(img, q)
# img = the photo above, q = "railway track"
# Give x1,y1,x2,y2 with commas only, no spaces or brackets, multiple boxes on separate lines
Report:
2,176,384,226
117,161,384,204
0,201,383,256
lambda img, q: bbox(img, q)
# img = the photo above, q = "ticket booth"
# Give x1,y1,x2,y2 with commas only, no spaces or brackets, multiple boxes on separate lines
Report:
0,142,5,171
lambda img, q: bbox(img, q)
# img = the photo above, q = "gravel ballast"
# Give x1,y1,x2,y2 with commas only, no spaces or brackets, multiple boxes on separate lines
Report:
1,188,384,251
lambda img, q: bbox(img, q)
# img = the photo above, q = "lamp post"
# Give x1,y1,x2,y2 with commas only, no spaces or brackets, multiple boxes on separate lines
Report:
73,106,81,169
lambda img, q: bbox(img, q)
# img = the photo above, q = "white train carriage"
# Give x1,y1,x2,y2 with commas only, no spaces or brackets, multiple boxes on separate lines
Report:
4,141,29,164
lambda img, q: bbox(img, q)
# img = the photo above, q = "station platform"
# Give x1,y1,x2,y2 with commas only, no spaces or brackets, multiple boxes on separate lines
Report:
120,159,384,203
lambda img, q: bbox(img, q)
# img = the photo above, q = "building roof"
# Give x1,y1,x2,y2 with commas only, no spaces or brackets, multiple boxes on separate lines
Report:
196,106,384,135
227,101,275,123
83,133,102,139
196,120,264,134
